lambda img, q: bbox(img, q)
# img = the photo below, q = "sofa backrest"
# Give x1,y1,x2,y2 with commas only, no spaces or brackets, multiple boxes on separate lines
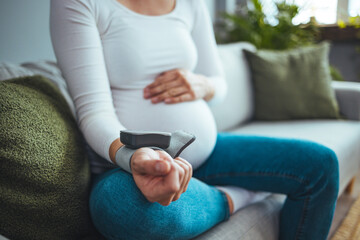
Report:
210,42,256,132
0,61,76,117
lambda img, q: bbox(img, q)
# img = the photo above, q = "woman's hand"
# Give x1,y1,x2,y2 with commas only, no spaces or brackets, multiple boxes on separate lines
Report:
131,148,193,206
143,69,215,104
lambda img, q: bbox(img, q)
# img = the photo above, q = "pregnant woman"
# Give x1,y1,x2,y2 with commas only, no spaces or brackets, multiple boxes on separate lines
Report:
50,0,339,239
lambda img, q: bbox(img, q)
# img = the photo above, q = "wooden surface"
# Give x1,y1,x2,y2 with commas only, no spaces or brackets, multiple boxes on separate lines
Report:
319,25,360,42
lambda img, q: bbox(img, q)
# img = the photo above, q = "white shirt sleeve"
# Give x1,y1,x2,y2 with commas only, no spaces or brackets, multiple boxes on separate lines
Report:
191,0,227,106
50,0,123,163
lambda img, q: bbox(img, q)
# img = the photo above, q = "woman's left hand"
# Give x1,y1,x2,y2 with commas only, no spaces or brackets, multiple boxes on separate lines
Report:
143,69,214,104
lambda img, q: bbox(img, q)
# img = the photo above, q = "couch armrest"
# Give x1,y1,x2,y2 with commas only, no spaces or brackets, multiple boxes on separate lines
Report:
332,81,360,121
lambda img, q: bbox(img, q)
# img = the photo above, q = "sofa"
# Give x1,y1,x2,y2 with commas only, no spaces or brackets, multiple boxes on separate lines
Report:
0,42,360,240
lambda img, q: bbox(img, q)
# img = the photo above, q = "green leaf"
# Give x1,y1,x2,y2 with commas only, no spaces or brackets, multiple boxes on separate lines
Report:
216,0,320,50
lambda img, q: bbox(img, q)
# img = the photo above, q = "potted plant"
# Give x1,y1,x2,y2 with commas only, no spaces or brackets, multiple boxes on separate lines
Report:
216,0,344,80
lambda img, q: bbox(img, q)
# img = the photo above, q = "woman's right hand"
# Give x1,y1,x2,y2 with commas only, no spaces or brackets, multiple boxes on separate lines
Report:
131,148,192,206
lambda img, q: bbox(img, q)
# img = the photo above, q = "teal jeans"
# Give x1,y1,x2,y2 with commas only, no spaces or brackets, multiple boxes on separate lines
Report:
90,133,339,240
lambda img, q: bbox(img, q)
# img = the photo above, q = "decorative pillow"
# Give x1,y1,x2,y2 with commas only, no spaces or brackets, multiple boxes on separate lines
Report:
243,42,340,120
0,75,94,239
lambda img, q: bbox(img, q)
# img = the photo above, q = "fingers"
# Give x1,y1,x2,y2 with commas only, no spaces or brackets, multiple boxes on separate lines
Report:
172,157,192,202
171,160,186,202
144,77,186,99
150,161,182,206
146,75,182,92
143,69,196,104
132,148,193,206
175,157,192,193
164,93,194,104
144,158,191,205
144,69,214,104
156,69,181,83
144,80,181,99
131,148,171,176
144,70,180,91
150,86,189,104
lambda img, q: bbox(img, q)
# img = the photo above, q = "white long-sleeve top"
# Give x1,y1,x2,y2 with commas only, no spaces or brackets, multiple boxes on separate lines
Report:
50,0,227,172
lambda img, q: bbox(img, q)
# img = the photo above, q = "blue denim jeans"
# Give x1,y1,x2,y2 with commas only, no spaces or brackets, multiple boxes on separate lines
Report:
90,133,339,240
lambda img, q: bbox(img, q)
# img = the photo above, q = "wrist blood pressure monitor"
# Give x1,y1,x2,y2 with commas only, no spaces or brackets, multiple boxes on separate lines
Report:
120,130,171,149
116,130,196,173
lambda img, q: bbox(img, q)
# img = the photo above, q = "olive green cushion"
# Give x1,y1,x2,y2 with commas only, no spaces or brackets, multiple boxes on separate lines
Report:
244,42,340,120
0,75,93,239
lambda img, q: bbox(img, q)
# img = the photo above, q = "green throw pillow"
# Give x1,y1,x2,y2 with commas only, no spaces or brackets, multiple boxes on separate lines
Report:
244,42,340,120
0,75,94,239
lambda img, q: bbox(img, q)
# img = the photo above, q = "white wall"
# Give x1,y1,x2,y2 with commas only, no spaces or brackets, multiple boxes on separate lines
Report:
0,0,55,63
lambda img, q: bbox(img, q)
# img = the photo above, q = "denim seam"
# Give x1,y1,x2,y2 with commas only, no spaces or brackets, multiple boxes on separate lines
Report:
217,189,231,221
294,196,311,240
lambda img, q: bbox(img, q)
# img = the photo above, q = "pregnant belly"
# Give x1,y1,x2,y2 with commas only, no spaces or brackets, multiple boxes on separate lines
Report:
112,89,217,169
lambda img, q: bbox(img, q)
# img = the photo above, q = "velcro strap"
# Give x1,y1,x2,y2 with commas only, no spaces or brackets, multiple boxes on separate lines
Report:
163,130,196,158
115,130,195,173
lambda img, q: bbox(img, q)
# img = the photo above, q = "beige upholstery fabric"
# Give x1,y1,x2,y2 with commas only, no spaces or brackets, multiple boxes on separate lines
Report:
211,42,256,132
0,62,33,80
194,194,285,240
332,81,360,121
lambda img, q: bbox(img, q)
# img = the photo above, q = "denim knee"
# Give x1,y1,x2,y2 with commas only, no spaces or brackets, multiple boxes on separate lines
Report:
89,170,200,240
320,146,339,198
89,169,151,239
90,169,227,240
302,143,339,199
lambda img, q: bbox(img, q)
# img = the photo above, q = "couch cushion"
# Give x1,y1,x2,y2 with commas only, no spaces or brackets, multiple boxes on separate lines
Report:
194,194,285,240
243,42,340,120
211,42,256,132
232,120,360,195
0,75,94,239
0,62,34,79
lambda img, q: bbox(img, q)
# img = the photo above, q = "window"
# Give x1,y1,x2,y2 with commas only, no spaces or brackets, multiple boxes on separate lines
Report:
292,0,338,24
204,0,360,25
259,0,338,25
349,0,360,17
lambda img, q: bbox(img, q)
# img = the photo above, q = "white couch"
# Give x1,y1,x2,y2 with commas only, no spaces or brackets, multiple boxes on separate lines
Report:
194,42,360,239
1,42,360,240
